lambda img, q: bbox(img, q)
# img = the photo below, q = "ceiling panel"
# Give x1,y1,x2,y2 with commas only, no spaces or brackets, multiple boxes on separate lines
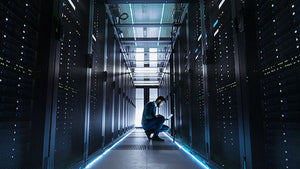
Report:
107,3,187,86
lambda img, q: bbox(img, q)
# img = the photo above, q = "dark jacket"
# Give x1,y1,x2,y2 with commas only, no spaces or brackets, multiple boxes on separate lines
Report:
141,101,156,125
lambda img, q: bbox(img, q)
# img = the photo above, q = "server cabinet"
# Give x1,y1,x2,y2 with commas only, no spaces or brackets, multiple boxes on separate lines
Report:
1,0,136,168
124,72,129,129
216,0,300,168
161,0,299,169
176,14,192,145
120,59,126,133
173,40,180,138
250,0,300,168
104,19,115,146
205,0,242,168
159,74,167,117
132,83,136,127
187,1,206,157
0,0,55,168
88,0,105,156
113,41,120,139
166,65,172,128
53,0,91,168
117,51,122,135
159,63,172,128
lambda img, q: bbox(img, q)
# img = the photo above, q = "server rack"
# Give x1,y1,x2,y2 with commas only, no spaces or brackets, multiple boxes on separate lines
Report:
187,1,206,157
88,0,106,156
113,41,120,139
159,0,300,169
173,14,192,146
159,63,172,128
205,0,242,168
104,18,115,146
1,1,136,168
173,37,182,141
53,0,90,168
0,0,55,168
252,0,300,168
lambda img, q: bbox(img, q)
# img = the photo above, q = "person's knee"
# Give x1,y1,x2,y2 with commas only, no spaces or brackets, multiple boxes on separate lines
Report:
162,125,169,132
158,116,165,123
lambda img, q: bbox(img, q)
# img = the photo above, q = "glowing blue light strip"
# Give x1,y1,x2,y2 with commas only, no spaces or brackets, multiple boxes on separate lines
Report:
85,129,135,168
157,3,165,45
213,19,218,28
129,4,136,41
159,4,165,24
163,133,210,169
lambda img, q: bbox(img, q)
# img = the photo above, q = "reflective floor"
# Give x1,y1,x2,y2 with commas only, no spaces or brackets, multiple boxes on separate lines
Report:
87,128,206,169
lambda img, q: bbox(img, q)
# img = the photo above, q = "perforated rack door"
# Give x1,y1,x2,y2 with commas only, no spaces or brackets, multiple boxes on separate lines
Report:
174,39,182,140
104,19,115,146
0,0,51,168
159,64,170,116
175,14,192,145
187,1,206,156
205,0,241,168
88,0,105,156
159,62,172,129
120,59,126,133
113,41,121,139
256,0,300,168
54,0,90,168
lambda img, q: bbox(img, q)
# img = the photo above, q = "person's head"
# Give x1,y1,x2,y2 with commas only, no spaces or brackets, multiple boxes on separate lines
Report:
155,96,166,107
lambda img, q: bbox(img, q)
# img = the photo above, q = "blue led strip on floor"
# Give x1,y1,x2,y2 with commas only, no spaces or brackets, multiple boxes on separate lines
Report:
85,129,136,168
163,133,210,169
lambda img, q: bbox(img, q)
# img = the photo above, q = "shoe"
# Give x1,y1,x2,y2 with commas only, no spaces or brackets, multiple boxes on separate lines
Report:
152,136,164,141
145,130,152,140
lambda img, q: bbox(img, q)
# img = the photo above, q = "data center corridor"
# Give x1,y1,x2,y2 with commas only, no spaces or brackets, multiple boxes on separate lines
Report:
1,0,299,169
85,128,207,169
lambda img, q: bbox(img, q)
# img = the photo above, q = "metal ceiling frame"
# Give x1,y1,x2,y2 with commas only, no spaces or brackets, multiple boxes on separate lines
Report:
125,45,171,48
134,79,161,81
124,52,170,54
133,75,162,77
122,41,171,44
116,23,180,27
121,37,171,41
120,38,172,45
105,1,188,87
159,3,188,86
106,0,189,4
126,60,169,62
130,66,164,68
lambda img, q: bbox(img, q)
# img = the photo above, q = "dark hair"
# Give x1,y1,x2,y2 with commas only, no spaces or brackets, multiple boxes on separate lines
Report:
156,96,166,102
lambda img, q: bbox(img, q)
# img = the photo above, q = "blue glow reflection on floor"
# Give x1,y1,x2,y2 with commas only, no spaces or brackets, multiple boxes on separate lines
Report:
85,129,136,168
163,132,210,169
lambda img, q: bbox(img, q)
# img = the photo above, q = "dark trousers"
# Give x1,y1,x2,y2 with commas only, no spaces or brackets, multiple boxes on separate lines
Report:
142,116,169,137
